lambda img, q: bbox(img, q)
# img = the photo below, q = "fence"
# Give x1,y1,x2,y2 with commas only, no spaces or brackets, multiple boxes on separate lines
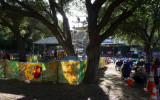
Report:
0,59,87,84
0,57,109,84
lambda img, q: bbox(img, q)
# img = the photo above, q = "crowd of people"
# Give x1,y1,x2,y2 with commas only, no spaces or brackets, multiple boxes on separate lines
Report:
115,57,160,87
0,49,60,62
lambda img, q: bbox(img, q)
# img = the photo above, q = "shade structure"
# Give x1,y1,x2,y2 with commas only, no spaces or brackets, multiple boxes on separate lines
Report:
101,39,126,46
33,37,59,45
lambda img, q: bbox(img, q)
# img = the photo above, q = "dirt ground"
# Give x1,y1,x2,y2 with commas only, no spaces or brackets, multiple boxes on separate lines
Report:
0,63,150,100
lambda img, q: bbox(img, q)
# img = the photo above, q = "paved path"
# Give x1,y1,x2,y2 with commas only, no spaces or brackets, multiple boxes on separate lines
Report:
98,63,150,100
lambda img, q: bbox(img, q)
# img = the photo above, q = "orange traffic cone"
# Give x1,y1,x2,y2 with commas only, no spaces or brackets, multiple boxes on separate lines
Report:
145,68,155,93
150,84,158,100
125,72,134,87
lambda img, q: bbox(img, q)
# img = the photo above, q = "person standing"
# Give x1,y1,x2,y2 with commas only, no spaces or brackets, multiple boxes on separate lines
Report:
101,51,104,57
54,50,57,60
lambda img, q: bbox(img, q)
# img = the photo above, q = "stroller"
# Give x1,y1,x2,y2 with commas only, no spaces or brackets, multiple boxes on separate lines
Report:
121,63,132,80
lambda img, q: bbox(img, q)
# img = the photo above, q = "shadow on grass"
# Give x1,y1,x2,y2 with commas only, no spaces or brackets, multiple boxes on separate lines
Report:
0,80,109,100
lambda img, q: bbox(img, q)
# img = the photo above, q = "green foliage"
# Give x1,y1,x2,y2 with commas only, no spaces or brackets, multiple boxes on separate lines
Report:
0,1,53,53
97,0,146,35
0,30,5,40
26,18,53,41
113,0,160,48
113,31,143,46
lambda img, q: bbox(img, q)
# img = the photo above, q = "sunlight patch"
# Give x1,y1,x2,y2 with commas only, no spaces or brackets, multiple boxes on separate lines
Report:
100,80,113,85
87,97,91,100
99,85,124,100
0,93,25,99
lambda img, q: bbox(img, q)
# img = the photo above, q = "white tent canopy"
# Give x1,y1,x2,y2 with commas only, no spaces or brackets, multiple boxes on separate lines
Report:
101,39,126,46
33,37,59,45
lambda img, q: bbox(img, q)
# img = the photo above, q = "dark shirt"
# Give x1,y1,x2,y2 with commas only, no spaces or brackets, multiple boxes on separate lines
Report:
145,62,151,73
129,61,133,67
116,61,123,66
54,51,57,58
152,63,159,71
137,61,144,66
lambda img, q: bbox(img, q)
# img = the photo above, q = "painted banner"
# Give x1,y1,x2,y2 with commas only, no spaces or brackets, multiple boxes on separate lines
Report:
26,56,38,62
10,54,19,59
58,61,87,84
6,60,19,79
77,61,87,82
18,62,42,82
10,54,14,59
58,51,63,59
99,57,106,68
42,61,58,82
0,59,6,78
58,61,77,83
0,59,87,84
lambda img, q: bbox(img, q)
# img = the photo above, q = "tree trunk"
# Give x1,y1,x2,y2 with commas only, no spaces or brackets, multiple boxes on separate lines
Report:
61,42,75,56
144,44,152,62
48,27,75,56
16,36,26,62
83,43,100,83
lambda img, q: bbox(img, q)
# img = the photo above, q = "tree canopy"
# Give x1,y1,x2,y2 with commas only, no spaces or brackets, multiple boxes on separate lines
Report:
113,0,160,61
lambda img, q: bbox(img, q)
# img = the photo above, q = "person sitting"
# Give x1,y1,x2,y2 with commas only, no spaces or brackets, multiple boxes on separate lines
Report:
82,54,86,61
151,60,159,85
129,58,133,67
145,61,151,75
115,60,123,71
121,62,132,80
133,66,147,84
134,59,145,72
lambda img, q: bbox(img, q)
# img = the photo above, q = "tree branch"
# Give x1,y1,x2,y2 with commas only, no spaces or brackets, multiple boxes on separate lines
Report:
0,19,13,30
93,0,106,8
100,7,136,42
1,0,68,43
57,26,67,40
53,1,71,42
152,35,160,50
24,26,32,39
144,20,148,34
0,17,21,38
39,2,53,19
49,0,58,26
137,27,150,43
1,0,54,33
97,0,124,32
149,19,157,43
85,0,92,10
136,27,148,43
93,0,106,19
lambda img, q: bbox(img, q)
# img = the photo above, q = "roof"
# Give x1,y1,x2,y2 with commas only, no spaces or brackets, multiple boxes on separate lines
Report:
72,26,88,30
33,37,59,45
101,39,126,46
